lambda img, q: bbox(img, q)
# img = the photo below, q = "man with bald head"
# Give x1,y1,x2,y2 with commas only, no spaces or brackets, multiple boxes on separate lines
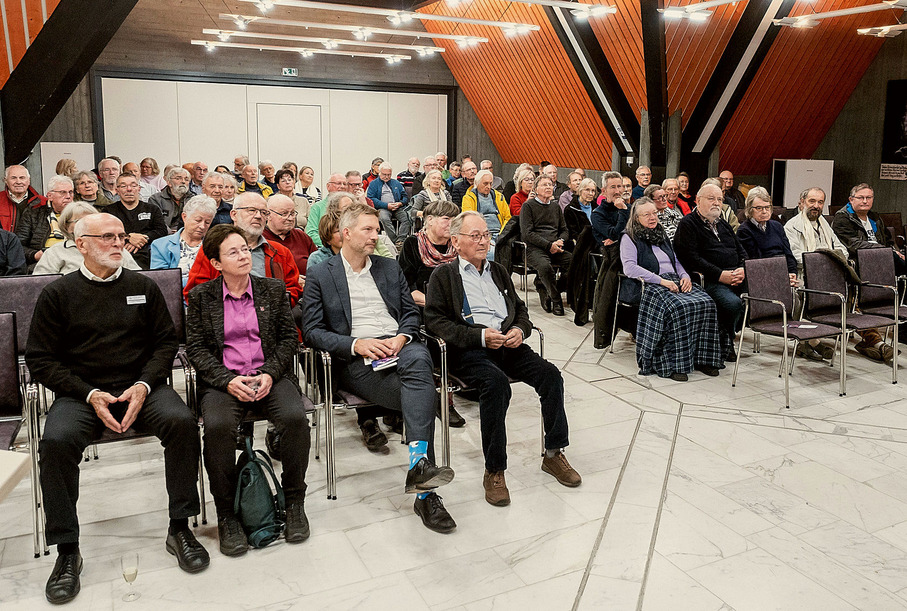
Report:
0,164,45,231
719,170,744,212
184,191,302,307
410,155,437,194
264,194,318,275
305,172,353,246
27,213,209,604
673,183,747,360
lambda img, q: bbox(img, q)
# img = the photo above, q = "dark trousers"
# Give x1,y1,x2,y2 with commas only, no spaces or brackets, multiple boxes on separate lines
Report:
379,207,412,243
39,386,200,545
199,378,310,514
527,247,573,303
704,280,745,345
339,341,437,457
453,344,569,472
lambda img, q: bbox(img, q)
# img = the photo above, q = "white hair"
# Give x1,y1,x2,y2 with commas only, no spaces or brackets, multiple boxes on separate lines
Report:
4,165,29,180
474,169,494,185
47,174,74,192
166,167,190,181
378,161,393,172
182,194,217,218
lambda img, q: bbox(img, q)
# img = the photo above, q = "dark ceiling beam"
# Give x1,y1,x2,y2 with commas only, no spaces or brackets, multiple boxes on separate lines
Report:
544,6,639,156
640,0,668,166
1,0,139,165
681,0,796,157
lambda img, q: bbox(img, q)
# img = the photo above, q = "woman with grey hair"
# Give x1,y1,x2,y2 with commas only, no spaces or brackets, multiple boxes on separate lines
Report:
150,194,217,285
619,197,723,381
410,169,451,221
736,186,797,283
33,202,141,274
73,170,112,208
503,162,532,204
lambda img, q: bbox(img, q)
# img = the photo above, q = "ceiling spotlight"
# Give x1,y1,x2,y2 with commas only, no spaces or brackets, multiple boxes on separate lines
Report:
571,5,617,18
386,56,403,64
662,7,685,18
416,47,437,57
352,28,371,40
255,0,274,11
204,42,216,52
323,39,338,49
217,31,231,41
233,16,250,29
299,49,313,57
858,23,907,36
689,11,709,21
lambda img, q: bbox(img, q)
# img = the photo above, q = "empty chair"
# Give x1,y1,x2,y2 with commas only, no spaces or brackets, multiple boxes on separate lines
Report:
733,257,846,408
803,251,899,384
855,246,907,329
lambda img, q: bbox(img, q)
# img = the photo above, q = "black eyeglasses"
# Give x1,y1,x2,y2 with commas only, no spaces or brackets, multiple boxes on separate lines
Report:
235,207,270,217
81,233,128,244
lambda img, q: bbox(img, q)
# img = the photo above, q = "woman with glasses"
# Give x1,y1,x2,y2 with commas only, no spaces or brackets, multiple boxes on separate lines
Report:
140,157,167,192
73,171,112,209
34,202,141,274
274,169,311,229
509,168,536,216
620,197,723,381
150,195,217,286
736,187,797,282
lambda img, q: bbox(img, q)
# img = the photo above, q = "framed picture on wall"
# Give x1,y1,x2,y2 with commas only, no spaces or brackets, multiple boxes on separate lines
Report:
880,79,907,181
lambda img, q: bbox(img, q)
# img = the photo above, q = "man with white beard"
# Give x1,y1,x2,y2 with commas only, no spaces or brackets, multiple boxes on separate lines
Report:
149,168,192,230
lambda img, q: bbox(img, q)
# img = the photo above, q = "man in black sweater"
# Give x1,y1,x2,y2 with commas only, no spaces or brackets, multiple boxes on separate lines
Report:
519,175,572,316
26,213,208,604
673,183,747,359
107,173,167,269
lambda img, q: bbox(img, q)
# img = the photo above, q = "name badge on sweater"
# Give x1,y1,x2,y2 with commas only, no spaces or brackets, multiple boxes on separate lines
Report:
127,295,146,305
138,212,151,221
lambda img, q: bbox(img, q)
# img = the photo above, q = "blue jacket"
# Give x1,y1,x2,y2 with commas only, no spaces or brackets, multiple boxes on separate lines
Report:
366,178,409,210
150,229,191,285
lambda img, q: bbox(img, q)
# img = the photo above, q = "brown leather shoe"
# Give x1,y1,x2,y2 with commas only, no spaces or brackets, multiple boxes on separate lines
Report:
483,470,511,506
541,451,582,487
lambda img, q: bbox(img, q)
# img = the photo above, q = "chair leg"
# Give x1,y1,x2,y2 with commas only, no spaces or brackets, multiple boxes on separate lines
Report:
787,342,798,376
731,326,746,387
782,341,790,409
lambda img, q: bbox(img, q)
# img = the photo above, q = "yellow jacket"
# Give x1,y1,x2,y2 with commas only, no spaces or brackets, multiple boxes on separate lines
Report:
461,187,511,228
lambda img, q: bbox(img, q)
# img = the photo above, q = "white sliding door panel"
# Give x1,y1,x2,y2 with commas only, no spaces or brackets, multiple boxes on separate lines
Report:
177,82,248,168
255,104,324,190
329,89,388,177
101,78,179,166
387,92,441,172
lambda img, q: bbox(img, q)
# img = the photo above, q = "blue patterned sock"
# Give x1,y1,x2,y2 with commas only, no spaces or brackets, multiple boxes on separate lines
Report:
409,440,428,469
416,492,430,500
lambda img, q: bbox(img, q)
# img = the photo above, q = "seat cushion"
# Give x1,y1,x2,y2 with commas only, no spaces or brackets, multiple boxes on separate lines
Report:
0,419,23,450
860,305,907,320
750,321,841,341
335,389,375,407
810,313,896,330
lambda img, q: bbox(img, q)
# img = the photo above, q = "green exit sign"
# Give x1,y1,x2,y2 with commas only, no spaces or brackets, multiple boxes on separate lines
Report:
282,68,298,77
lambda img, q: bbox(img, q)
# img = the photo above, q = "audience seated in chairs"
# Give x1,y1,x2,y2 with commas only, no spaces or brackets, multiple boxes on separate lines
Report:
264,194,318,276
149,167,191,230
619,199,723,382
564,177,598,245
25,212,209,605
73,170,112,210
426,211,581,507
35,201,141,275
592,172,632,348
150,195,216,286
519,175,571,316
184,191,302,309
0,164,45,233
302,202,457,534
186,224,312,558
461,170,511,261
673,183,746,361
503,162,531,207
410,169,452,222
366,162,411,248
15,175,73,273
107,173,168,269
509,167,536,217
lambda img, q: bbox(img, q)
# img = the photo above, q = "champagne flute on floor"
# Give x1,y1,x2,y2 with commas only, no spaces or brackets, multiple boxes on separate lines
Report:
121,552,140,602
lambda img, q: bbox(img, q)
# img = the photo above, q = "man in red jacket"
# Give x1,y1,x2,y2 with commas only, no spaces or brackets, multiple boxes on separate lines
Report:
184,192,301,307
0,164,45,232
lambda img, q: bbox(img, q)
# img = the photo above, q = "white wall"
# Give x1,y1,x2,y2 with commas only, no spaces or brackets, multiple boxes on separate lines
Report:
100,77,448,189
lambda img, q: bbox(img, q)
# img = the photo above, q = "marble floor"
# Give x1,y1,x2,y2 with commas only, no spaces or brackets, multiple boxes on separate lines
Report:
5,286,907,610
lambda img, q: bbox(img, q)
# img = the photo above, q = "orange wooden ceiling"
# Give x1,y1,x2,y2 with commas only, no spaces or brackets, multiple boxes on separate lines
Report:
720,0,896,174
665,0,747,126
588,0,645,120
0,0,61,87
418,0,615,170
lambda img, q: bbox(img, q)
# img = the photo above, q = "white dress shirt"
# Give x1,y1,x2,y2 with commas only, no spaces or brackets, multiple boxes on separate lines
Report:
340,252,401,353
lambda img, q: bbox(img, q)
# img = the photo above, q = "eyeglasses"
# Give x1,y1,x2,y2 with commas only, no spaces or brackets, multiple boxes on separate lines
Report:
81,233,127,244
222,246,251,259
327,180,345,186
50,189,74,196
852,195,874,201
236,207,270,217
458,232,492,243
751,205,772,212
654,194,667,200
271,210,297,219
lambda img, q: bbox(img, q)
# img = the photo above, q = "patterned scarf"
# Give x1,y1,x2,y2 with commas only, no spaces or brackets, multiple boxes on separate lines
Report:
637,224,668,246
47,210,64,241
417,229,457,268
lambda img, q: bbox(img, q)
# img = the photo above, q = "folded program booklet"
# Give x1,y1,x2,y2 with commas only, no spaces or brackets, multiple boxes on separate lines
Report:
364,356,399,371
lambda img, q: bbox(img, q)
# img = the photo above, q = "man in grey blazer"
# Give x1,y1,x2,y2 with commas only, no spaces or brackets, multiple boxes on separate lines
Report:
302,202,457,533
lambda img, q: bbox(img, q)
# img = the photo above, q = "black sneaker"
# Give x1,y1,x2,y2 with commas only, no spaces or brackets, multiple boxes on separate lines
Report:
695,364,720,377
404,456,455,493
413,492,457,533
382,413,404,436
217,514,249,557
285,500,310,543
265,424,282,461
360,419,388,451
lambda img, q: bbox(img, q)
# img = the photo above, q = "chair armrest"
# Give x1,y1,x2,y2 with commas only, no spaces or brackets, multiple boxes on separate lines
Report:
692,272,704,287
796,287,845,301
861,282,898,292
316,350,333,409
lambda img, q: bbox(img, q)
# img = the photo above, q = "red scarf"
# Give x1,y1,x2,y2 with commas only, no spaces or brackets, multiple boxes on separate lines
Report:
417,230,457,268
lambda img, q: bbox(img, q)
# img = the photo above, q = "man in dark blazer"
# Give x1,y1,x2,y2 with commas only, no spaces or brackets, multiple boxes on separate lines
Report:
424,211,581,508
302,203,457,533
186,224,311,557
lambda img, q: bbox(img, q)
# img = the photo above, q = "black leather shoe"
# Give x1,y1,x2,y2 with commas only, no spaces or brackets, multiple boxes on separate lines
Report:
166,529,210,574
405,457,455,493
436,403,466,428
551,300,565,316
217,514,249,557
382,413,404,435
265,424,282,461
413,492,457,533
285,500,310,543
669,372,688,382
695,364,720,377
46,552,82,604
236,421,254,451
360,419,388,451
537,284,551,312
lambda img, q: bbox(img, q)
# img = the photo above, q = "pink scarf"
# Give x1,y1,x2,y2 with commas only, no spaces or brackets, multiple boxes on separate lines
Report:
417,230,457,268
